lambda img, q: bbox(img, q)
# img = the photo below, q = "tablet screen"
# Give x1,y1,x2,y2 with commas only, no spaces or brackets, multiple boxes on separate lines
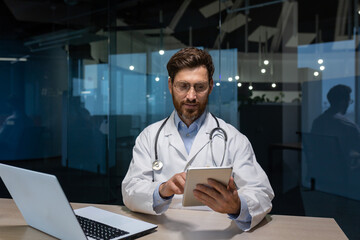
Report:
182,167,233,207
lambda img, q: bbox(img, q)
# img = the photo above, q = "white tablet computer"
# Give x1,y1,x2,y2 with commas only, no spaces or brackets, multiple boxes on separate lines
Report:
182,166,233,207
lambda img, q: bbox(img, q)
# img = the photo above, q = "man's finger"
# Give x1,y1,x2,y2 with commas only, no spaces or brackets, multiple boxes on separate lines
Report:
175,174,186,186
169,181,183,194
180,172,186,180
174,181,185,193
193,189,226,213
193,189,217,207
228,177,237,191
195,183,222,200
207,178,228,195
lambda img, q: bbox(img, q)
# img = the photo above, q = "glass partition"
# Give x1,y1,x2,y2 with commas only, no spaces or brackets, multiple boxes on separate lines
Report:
0,0,359,238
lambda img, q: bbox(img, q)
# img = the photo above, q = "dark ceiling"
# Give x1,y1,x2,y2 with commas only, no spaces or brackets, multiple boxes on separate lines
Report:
0,0,356,53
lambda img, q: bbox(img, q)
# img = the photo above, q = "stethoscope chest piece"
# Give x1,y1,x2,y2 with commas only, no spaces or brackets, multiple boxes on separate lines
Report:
152,160,163,171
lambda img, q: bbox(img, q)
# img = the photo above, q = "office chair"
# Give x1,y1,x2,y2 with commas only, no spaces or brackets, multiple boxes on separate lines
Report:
302,132,350,198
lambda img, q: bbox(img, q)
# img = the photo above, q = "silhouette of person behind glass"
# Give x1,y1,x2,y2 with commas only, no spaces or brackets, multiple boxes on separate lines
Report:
0,95,33,159
311,84,360,159
67,96,105,173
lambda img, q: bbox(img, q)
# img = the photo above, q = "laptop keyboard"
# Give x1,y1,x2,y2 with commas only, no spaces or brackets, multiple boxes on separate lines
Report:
76,215,129,240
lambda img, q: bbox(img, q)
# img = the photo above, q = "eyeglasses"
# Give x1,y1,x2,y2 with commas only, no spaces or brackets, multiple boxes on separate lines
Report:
173,81,209,94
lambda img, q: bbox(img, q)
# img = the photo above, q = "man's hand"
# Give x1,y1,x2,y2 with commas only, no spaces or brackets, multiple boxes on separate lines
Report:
193,177,240,215
159,172,186,198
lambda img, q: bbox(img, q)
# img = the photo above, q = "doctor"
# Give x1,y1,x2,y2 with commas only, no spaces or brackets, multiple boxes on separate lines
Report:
122,47,274,231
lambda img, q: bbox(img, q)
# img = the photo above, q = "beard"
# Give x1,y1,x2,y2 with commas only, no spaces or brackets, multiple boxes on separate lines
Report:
172,93,209,124
180,102,198,122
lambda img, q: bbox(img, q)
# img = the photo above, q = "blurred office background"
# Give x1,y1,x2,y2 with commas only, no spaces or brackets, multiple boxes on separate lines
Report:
0,0,359,238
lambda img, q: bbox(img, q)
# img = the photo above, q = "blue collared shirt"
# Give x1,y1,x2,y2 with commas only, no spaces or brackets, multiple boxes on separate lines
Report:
174,111,207,154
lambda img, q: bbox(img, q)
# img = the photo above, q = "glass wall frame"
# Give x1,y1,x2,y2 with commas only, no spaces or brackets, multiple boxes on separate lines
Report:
0,0,359,238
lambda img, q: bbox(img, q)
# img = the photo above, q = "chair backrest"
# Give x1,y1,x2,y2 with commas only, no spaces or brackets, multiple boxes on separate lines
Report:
302,132,349,196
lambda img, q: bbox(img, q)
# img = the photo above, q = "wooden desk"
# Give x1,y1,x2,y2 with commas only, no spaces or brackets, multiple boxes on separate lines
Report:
0,198,347,240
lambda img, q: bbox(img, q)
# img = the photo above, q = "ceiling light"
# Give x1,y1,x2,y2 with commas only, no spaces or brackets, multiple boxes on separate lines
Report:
0,57,28,62
159,50,165,55
264,60,269,65
248,85,253,90
0,57,17,61
24,28,96,52
129,65,135,71
261,68,266,74
271,83,276,88
314,71,319,77
155,77,160,81
320,65,325,71
228,77,233,82
317,59,323,64
237,83,242,87
216,82,221,86
235,75,240,80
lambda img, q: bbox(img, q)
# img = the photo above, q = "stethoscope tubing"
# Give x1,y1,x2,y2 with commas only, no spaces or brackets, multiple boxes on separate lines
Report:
152,113,227,173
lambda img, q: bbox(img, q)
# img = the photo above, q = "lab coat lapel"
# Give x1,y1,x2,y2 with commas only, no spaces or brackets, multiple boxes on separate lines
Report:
188,112,216,161
164,112,188,160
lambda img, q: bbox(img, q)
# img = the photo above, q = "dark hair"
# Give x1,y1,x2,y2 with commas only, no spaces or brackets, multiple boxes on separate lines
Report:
167,47,214,83
327,84,351,106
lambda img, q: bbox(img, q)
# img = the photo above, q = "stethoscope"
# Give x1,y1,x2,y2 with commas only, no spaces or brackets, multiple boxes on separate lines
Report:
152,113,228,172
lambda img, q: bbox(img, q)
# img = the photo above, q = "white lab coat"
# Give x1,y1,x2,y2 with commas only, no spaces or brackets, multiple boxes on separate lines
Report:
122,111,274,230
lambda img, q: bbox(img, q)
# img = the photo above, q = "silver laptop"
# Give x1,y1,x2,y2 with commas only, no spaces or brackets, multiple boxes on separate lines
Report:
0,163,157,240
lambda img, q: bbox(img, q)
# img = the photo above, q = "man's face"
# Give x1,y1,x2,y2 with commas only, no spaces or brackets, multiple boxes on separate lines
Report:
340,95,351,114
168,66,213,126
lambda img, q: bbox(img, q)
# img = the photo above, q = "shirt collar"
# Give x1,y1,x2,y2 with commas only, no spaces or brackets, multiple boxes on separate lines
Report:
174,110,207,131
